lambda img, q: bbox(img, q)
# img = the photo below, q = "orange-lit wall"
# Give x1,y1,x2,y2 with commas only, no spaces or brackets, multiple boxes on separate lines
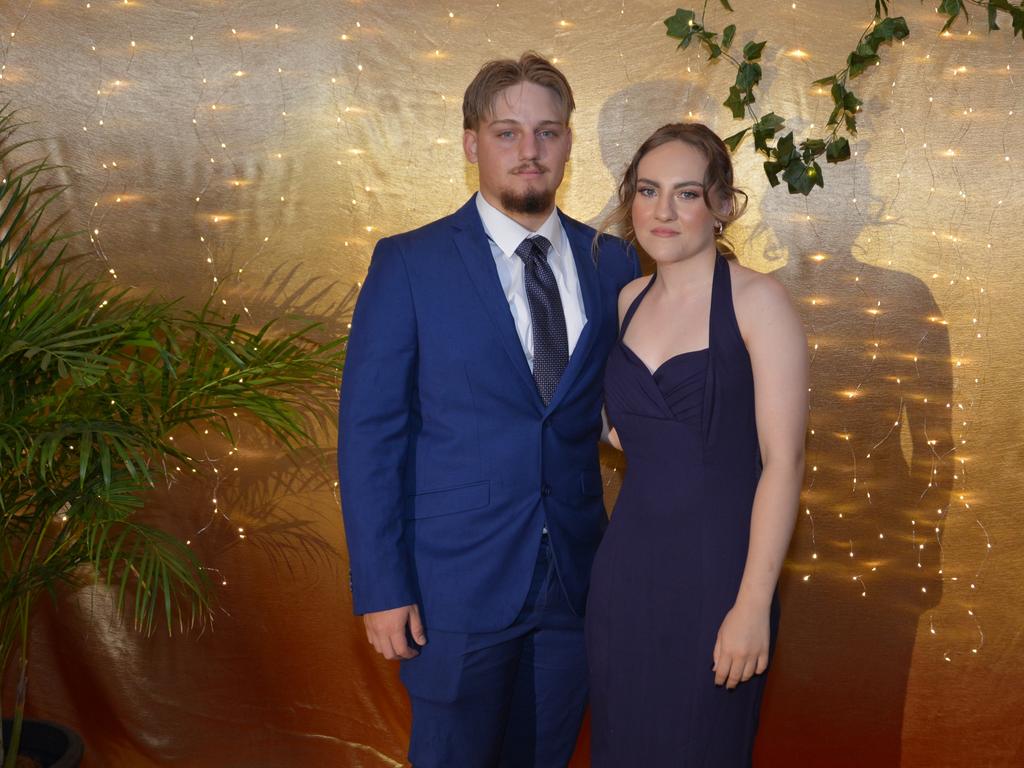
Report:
2,1,1022,765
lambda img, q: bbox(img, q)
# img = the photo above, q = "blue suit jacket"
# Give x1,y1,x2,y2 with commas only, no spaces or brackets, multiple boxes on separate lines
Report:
338,194,638,633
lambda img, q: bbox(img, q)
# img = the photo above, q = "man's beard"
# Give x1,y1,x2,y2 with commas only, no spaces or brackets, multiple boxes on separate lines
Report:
500,187,554,215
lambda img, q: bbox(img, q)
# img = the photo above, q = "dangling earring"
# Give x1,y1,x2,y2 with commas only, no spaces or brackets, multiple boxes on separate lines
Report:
713,220,724,236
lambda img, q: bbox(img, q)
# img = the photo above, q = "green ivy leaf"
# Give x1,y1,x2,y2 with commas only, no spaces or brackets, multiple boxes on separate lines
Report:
847,50,879,78
800,138,827,161
776,132,798,163
743,40,767,61
844,112,858,134
988,5,1000,30
736,61,762,90
719,0,734,11
707,42,723,60
665,8,697,38
752,112,785,153
763,159,785,187
723,128,748,152
874,16,910,42
940,0,961,17
826,136,851,163
723,86,746,119
722,24,736,49
812,75,837,86
809,161,825,190
782,156,811,193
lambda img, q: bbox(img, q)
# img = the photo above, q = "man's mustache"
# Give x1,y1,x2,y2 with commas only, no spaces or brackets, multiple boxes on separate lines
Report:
512,164,549,174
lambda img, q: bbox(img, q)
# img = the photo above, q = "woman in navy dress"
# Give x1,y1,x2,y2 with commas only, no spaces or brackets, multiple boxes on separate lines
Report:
586,123,808,766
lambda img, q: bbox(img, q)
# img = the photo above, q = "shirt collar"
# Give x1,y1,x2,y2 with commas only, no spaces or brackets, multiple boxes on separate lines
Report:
475,192,564,261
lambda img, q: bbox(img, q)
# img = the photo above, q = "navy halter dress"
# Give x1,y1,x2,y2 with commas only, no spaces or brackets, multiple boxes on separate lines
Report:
586,254,778,766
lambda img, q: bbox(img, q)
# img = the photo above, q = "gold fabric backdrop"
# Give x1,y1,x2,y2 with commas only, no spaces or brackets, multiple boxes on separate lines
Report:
1,1,1022,765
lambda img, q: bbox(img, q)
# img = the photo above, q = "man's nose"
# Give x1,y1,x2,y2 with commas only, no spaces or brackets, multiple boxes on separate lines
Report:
518,132,538,160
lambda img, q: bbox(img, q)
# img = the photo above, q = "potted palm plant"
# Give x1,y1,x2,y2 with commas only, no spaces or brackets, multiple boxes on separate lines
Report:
0,108,346,767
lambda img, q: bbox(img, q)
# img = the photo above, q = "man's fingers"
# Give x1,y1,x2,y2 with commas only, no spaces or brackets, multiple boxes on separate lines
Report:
390,631,419,660
409,605,428,646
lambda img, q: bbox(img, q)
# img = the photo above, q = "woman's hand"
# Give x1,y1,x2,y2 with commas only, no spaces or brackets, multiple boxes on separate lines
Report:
608,427,621,451
712,600,770,689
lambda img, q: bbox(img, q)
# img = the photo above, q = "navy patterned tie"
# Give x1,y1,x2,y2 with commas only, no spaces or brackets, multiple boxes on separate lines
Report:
515,235,569,406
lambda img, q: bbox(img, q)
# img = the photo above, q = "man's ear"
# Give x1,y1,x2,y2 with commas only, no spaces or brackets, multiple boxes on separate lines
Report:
565,125,573,159
463,129,479,164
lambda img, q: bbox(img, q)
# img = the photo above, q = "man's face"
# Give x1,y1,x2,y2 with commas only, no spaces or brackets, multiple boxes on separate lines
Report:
463,81,572,226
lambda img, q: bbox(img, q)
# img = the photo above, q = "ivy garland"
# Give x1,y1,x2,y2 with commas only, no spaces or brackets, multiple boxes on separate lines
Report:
665,0,1024,195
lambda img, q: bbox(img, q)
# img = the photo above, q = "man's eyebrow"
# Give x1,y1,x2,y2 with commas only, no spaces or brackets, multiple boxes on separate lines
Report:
486,119,565,127
636,177,705,188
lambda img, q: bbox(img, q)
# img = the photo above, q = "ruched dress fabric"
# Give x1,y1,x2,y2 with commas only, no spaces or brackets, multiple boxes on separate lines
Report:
586,254,779,767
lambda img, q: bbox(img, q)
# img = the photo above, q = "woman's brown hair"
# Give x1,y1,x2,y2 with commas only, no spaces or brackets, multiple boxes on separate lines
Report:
598,122,748,259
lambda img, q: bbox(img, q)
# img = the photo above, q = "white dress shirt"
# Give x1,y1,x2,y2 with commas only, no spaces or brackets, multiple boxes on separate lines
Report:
475,193,587,371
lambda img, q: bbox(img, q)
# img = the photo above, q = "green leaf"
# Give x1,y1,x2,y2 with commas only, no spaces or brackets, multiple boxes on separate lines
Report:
847,51,879,78
723,128,748,152
763,159,785,187
743,40,767,61
665,9,697,40
707,42,723,60
940,0,961,17
722,24,736,49
826,136,851,163
736,61,762,90
719,0,734,11
782,158,819,196
988,5,1000,30
800,138,827,161
844,112,858,134
753,112,785,153
776,132,797,161
812,75,837,86
724,86,746,119
874,16,910,42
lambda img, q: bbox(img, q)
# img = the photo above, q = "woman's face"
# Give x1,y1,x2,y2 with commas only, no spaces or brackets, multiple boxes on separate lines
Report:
630,139,722,265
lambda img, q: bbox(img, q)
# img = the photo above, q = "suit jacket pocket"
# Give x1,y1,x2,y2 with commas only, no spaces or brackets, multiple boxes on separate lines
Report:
406,480,490,519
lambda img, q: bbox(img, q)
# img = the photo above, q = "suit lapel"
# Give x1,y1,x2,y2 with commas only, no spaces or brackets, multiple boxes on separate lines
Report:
543,212,604,414
451,196,541,406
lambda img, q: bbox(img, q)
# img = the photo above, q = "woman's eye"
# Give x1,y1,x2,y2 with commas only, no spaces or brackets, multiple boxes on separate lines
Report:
638,187,656,197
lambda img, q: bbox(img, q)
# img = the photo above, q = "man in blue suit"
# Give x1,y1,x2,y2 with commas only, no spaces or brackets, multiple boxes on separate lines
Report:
338,52,638,766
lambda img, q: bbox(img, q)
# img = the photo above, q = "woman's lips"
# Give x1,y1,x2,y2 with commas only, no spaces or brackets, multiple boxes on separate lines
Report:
650,228,680,237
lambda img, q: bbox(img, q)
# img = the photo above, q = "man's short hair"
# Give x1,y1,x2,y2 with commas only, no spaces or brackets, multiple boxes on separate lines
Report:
462,51,575,130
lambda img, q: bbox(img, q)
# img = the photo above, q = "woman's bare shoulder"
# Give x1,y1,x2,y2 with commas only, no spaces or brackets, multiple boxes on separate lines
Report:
617,274,651,317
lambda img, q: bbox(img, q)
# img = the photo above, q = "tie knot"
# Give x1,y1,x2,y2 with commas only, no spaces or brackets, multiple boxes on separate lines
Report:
515,235,552,264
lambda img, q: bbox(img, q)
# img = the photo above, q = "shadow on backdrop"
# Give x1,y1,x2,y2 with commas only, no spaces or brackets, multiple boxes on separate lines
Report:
752,173,953,767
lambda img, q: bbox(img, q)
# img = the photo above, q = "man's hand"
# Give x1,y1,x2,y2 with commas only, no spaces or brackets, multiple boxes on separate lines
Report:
364,604,427,660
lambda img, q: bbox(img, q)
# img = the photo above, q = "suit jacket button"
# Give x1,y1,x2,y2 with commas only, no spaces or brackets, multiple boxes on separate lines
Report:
541,485,551,496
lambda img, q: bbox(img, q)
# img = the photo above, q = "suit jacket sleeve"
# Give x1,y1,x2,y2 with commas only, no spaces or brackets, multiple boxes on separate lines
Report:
338,236,418,614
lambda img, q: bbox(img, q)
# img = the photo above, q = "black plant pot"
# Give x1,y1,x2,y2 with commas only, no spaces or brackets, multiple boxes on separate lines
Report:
1,719,83,768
